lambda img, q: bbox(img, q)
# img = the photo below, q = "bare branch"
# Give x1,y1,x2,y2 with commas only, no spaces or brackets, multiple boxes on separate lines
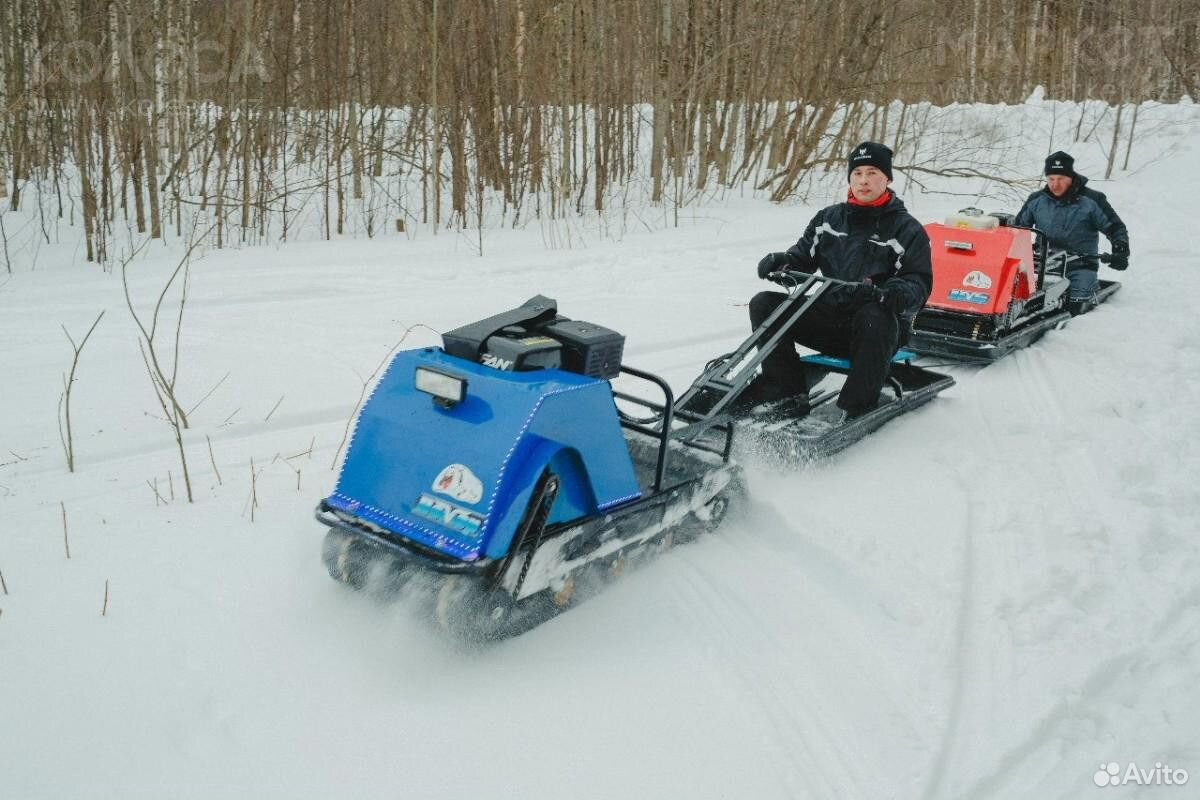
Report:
264,395,285,423
58,311,105,472
206,436,223,487
187,372,231,418
61,502,70,559
146,478,167,506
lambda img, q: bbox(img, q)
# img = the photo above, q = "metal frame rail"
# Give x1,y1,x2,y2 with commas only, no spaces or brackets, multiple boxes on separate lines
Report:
613,365,734,493
669,271,837,444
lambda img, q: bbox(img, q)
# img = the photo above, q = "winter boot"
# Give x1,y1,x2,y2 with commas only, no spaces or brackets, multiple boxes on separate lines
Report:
1067,294,1097,316
730,374,808,415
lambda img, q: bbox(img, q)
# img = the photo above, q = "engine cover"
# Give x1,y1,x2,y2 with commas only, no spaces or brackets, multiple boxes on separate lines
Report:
482,335,563,372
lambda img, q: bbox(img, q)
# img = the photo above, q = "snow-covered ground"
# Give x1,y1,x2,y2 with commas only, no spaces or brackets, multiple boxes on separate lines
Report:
2,100,1199,799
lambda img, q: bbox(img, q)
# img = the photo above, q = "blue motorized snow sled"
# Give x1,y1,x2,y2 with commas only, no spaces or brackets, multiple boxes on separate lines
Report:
316,278,952,638
317,296,742,638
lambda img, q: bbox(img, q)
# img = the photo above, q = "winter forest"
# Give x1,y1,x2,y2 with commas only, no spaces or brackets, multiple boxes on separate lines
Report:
1,0,1197,260
3,2,1200,799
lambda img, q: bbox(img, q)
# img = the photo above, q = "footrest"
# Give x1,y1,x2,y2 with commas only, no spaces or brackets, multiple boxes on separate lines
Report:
798,349,917,373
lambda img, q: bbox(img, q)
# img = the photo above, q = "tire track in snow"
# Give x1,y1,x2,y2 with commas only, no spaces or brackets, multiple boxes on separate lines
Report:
927,354,1066,753
11,406,353,478
957,583,1200,799
918,356,1036,800
919,469,978,800
1005,346,1069,426
738,499,903,626
665,547,872,800
917,332,1176,800
660,492,928,799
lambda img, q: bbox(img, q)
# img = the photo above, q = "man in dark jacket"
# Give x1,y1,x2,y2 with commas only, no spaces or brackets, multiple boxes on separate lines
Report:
744,141,932,419
1014,151,1130,315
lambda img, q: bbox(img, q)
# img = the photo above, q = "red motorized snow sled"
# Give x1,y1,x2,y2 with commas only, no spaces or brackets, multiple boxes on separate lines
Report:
907,208,1121,362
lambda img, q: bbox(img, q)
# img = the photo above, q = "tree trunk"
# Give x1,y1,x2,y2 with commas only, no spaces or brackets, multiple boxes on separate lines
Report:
144,111,163,239
650,0,672,203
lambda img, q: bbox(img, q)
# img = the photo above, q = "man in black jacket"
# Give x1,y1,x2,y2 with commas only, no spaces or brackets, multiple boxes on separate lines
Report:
744,141,932,419
1014,151,1129,315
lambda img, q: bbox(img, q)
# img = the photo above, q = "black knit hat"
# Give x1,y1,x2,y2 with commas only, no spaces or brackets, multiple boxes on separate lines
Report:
1044,151,1075,177
847,141,893,181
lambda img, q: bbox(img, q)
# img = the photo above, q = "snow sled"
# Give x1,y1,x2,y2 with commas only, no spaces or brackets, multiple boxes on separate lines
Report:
316,295,743,639
671,271,955,463
731,350,952,462
908,209,1121,363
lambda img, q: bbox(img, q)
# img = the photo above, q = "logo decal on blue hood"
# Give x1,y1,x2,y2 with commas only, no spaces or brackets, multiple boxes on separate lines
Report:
413,493,485,539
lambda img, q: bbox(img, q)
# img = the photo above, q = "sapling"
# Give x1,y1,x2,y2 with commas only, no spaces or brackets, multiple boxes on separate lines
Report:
121,224,214,503
58,311,105,472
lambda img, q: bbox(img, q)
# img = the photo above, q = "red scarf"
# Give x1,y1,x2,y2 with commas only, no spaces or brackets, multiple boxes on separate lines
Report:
847,188,892,207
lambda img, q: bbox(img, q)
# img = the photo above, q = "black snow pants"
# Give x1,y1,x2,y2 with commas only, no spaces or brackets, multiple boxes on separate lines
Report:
748,290,901,416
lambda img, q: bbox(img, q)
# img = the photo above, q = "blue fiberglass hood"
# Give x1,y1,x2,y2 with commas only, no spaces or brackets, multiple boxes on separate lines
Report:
324,348,641,562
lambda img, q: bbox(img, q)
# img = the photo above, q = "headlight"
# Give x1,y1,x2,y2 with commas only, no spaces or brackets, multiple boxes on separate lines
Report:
415,367,467,407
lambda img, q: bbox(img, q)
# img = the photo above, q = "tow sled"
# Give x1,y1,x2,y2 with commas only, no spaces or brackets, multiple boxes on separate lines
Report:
908,209,1121,362
316,278,952,638
672,270,955,463
731,351,951,462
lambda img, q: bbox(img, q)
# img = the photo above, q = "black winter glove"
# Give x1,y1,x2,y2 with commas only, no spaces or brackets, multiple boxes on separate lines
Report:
757,252,794,280
848,278,882,309
1109,242,1129,271
878,281,911,316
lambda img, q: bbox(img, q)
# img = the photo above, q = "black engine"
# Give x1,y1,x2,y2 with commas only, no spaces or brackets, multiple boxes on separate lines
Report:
442,295,625,381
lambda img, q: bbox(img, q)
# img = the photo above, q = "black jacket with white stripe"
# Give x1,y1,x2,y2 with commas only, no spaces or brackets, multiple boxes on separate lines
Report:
776,192,932,321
